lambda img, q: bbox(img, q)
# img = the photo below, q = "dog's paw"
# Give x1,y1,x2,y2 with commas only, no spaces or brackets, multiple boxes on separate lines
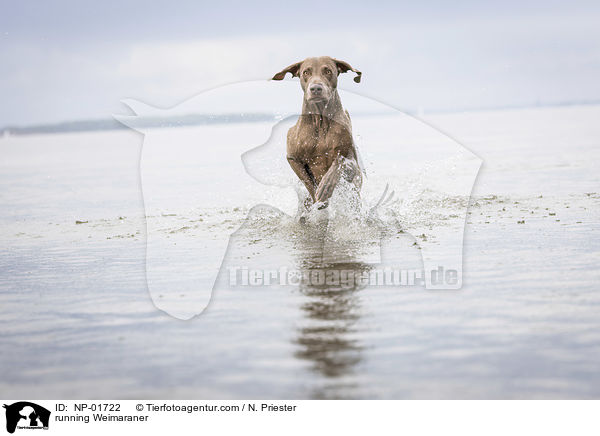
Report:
315,200,329,210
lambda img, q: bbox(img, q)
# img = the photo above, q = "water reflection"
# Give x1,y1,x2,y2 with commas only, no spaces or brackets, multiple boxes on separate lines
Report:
292,225,372,399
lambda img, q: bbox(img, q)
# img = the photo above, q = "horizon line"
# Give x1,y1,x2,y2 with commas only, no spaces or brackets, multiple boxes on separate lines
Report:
2,99,599,137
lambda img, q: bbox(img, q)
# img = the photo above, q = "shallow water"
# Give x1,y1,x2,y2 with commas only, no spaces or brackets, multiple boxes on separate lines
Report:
1,105,599,398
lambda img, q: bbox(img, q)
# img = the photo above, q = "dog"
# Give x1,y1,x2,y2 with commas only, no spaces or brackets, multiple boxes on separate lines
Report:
272,56,363,212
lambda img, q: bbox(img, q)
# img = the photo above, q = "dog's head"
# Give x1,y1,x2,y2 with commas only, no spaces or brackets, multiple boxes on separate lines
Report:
272,56,361,105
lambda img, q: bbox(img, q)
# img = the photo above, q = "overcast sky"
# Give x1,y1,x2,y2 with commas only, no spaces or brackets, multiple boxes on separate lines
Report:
1,0,599,126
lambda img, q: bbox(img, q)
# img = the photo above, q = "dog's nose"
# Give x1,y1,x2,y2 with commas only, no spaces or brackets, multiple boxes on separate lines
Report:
309,83,323,95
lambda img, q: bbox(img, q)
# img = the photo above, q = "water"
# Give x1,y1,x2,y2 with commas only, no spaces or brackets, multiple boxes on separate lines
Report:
1,105,599,398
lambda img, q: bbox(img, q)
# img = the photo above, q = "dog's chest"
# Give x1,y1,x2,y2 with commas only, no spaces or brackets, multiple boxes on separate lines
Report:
287,121,350,165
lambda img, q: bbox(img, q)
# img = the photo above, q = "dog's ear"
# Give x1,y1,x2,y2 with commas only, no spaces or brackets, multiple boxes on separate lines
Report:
272,61,303,80
333,59,362,83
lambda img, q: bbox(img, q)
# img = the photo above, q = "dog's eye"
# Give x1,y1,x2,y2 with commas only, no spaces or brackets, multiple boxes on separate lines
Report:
324,68,332,75
302,70,311,77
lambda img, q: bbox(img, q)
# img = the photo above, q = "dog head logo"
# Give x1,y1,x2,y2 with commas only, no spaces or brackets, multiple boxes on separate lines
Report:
116,78,481,320
3,402,50,433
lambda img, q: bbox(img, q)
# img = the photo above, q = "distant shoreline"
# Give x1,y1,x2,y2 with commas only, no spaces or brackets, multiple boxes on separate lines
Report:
0,113,277,137
2,100,599,137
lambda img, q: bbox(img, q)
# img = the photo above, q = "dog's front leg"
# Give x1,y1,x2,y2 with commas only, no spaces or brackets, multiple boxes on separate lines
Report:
315,155,344,206
341,156,362,191
287,156,317,201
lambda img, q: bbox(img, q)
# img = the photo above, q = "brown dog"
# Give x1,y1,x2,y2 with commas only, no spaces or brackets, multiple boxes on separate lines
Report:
272,56,363,211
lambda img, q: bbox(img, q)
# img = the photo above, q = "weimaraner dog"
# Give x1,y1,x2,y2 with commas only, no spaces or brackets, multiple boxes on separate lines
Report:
272,56,363,212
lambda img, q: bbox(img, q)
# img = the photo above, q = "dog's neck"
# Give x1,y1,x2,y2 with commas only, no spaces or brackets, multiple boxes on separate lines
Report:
301,90,344,130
